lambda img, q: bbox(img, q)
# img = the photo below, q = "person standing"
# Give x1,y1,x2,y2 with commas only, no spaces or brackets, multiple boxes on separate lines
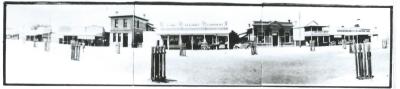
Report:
76,41,81,61
71,40,76,60
82,42,86,52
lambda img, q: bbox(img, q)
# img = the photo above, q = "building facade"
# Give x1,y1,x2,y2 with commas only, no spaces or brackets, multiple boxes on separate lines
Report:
293,21,330,46
109,15,152,48
25,25,52,42
293,20,374,46
157,22,230,50
251,21,294,46
57,25,109,46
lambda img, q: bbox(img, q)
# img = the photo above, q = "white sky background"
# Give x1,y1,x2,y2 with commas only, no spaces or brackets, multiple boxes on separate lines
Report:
5,0,391,39
6,5,134,32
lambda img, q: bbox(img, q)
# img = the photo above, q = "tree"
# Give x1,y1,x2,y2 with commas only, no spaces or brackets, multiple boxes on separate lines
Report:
229,30,240,49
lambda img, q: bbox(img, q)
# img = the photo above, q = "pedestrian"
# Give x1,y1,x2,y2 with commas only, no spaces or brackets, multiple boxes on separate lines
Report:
251,42,257,55
76,42,81,61
82,42,86,52
71,40,76,60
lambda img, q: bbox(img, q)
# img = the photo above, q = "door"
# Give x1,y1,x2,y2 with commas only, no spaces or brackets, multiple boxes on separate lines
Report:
273,35,278,46
123,33,128,47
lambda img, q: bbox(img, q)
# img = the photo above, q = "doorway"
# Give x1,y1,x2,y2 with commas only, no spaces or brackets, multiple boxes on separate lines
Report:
123,33,128,47
273,35,278,46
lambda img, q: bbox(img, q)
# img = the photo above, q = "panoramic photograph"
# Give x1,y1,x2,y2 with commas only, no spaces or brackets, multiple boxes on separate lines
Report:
4,1,392,87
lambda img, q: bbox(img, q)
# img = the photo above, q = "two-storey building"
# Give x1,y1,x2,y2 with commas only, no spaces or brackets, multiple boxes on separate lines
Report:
109,15,152,48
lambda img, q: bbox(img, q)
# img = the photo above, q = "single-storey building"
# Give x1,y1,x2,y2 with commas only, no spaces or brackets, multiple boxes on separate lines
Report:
156,22,231,50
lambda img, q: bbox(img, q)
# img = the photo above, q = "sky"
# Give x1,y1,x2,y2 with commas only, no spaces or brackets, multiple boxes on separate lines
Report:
6,1,391,38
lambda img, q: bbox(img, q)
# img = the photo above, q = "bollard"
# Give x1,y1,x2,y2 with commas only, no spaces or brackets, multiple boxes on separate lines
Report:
151,46,167,82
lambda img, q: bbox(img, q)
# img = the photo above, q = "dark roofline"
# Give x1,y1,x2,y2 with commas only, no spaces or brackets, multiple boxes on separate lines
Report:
304,26,328,27
109,15,148,21
253,21,293,26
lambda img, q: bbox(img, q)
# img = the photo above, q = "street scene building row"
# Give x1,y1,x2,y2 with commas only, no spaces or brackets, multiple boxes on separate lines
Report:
6,15,379,50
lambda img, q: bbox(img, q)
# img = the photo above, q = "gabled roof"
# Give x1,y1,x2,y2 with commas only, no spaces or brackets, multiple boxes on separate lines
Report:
253,21,294,27
305,20,319,26
295,20,328,28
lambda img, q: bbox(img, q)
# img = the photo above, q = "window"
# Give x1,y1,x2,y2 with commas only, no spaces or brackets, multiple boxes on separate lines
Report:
305,27,311,32
169,35,179,45
285,33,290,42
114,19,118,28
136,20,140,28
123,19,127,28
113,33,116,42
118,33,121,42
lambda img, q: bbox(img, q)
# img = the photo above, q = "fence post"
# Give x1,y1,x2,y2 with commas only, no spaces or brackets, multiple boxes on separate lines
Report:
357,44,364,79
151,45,167,82
162,46,166,80
71,40,76,60
354,43,360,79
151,47,155,80
349,40,354,53
364,40,373,79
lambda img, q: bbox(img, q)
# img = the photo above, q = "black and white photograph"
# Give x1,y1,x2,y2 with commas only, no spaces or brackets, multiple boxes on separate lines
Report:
2,0,397,88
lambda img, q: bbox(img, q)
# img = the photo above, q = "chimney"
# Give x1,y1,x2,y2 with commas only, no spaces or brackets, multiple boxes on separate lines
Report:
288,20,291,23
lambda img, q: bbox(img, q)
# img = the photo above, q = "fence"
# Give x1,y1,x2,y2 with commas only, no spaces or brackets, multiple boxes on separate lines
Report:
354,42,373,80
151,46,167,81
71,41,81,61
